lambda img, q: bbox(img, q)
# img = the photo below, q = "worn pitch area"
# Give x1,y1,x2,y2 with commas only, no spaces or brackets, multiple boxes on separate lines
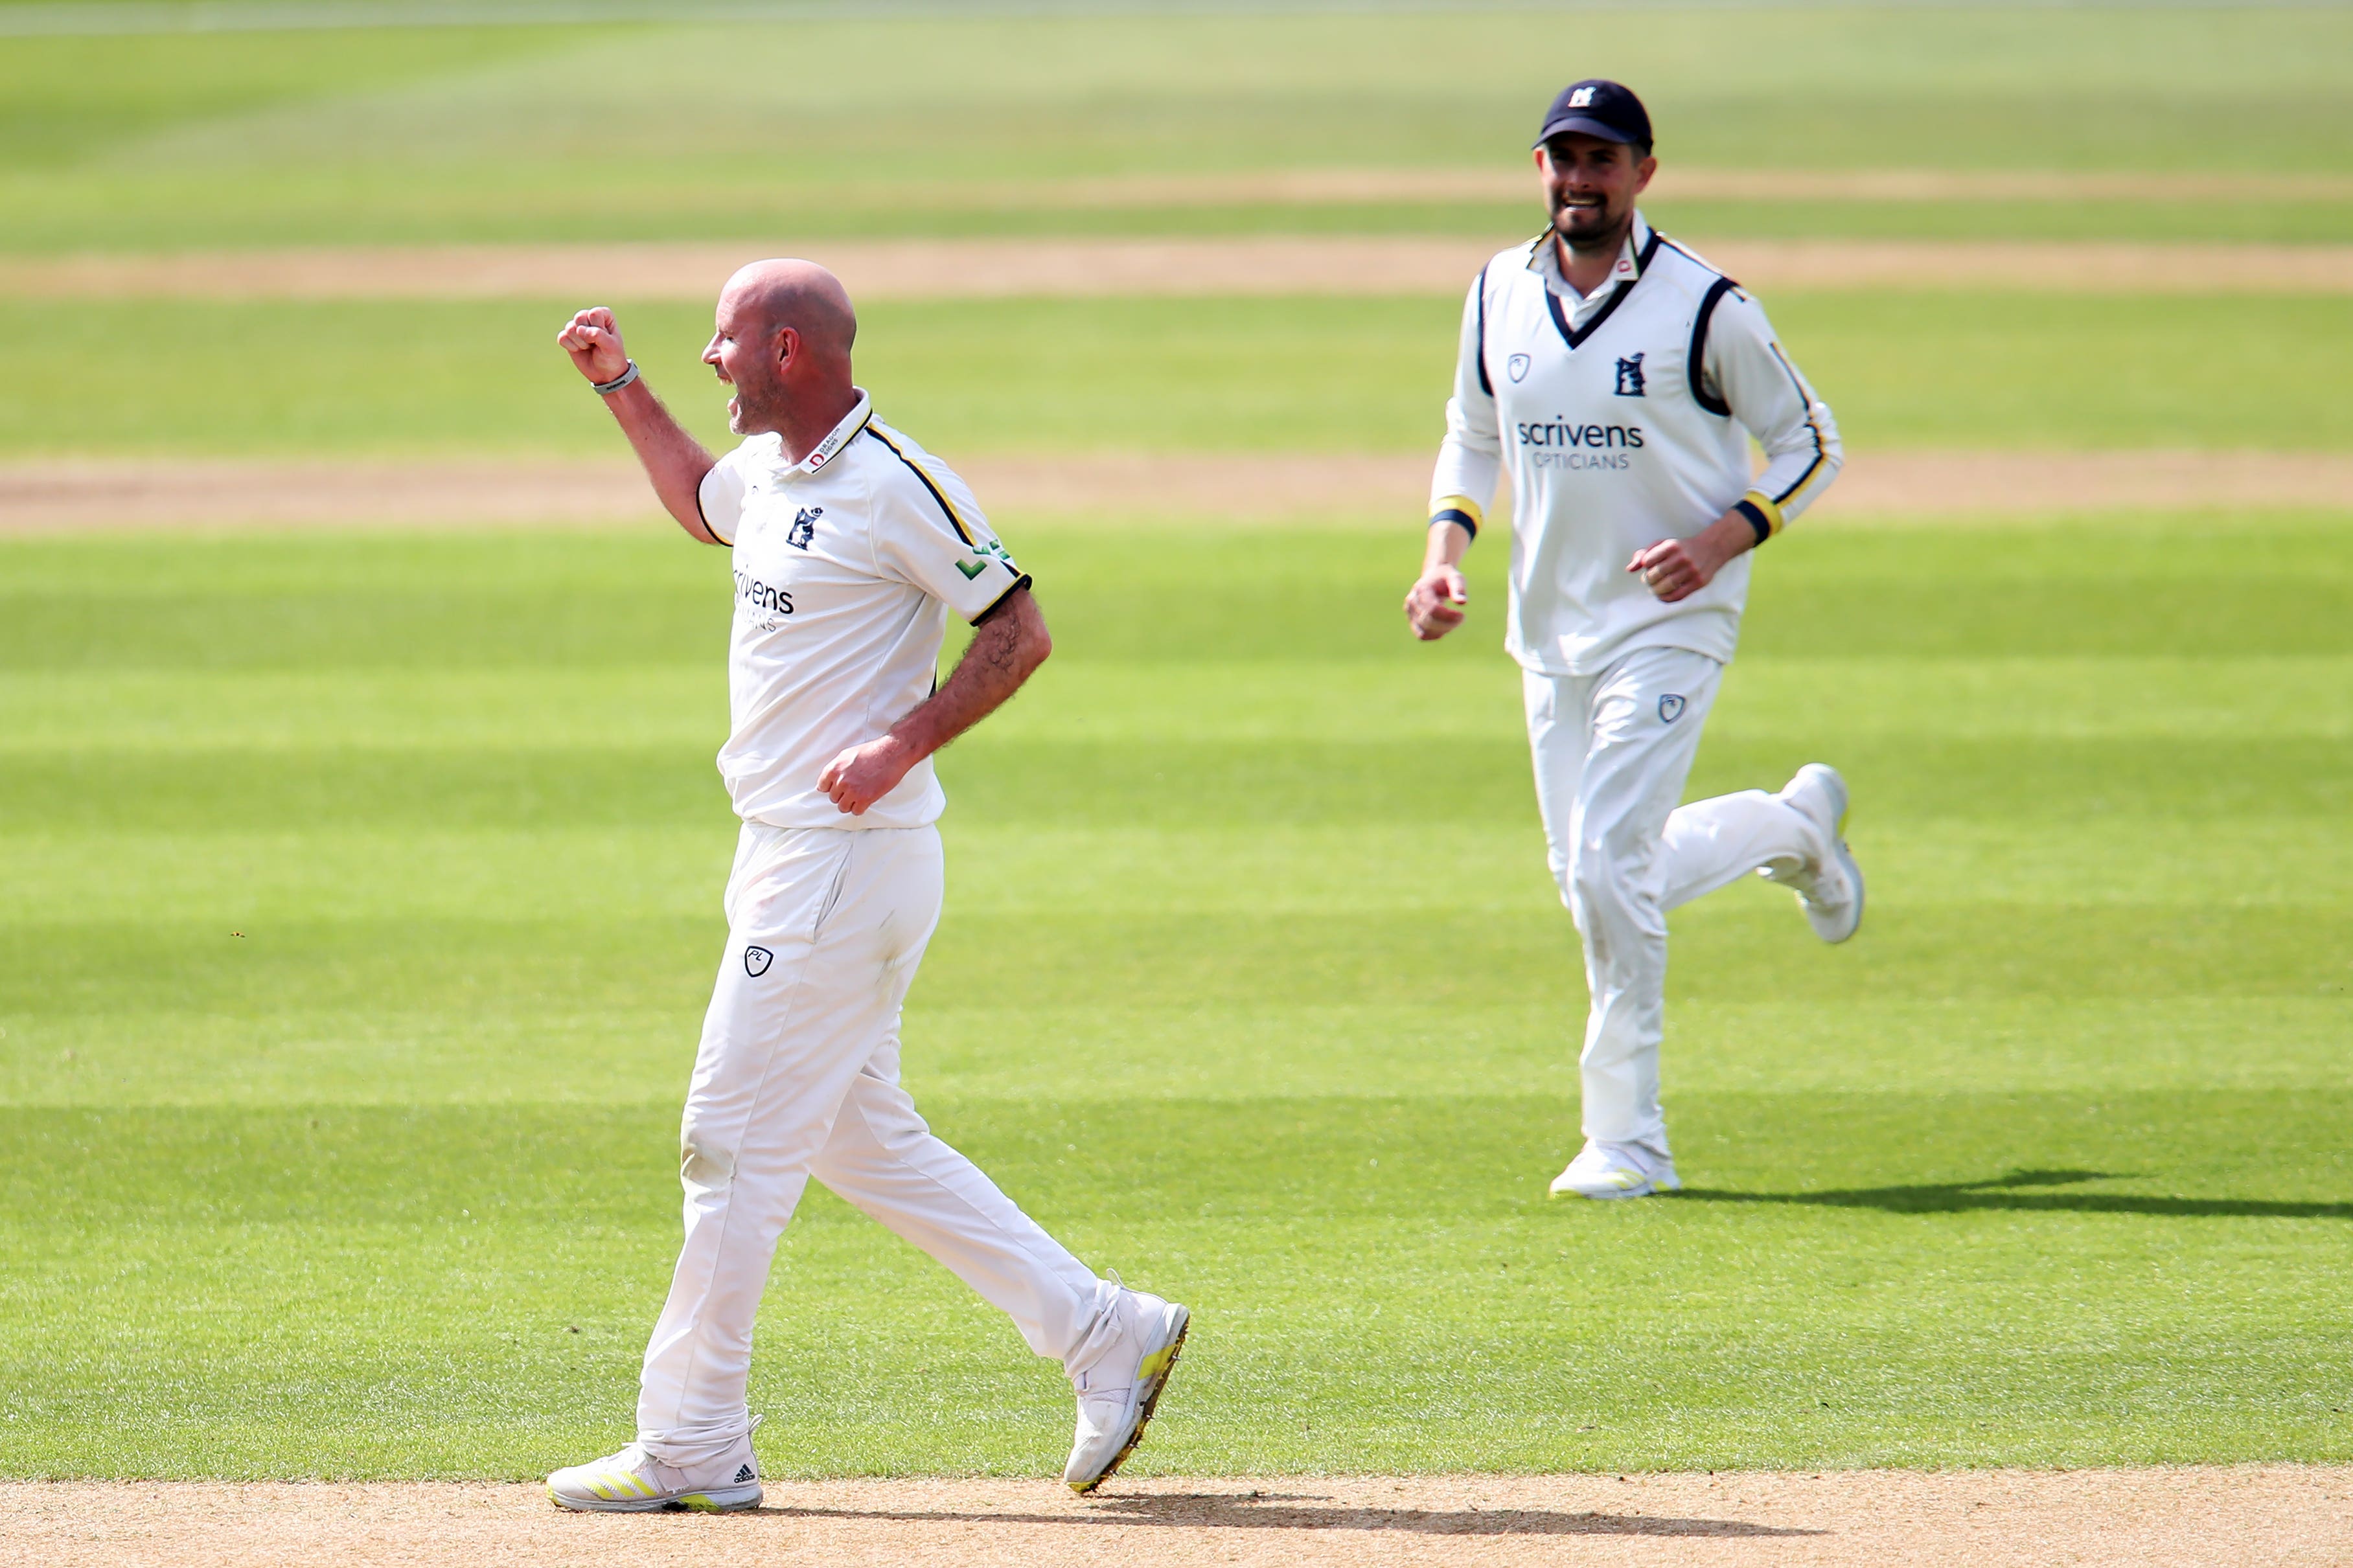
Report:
4,1470,2347,1567
8,451,2352,532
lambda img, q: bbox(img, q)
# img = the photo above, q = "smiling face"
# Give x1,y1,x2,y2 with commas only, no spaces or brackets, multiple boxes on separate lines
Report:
1537,131,1657,252
702,285,792,436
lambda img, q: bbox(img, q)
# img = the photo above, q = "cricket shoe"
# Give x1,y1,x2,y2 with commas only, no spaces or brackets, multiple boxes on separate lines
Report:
1773,762,1865,944
1063,1286,1190,1494
1550,1139,1680,1200
546,1432,763,1513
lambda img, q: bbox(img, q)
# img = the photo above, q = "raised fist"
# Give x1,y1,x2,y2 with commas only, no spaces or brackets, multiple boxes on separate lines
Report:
557,307,630,385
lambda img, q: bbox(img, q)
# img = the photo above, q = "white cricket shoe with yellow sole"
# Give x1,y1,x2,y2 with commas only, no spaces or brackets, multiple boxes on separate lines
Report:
1774,762,1865,945
1062,1288,1189,1494
546,1433,763,1512
1550,1140,1681,1200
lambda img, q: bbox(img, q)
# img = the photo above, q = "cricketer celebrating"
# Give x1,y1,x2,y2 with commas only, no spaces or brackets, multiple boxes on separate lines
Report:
1403,82,1864,1200
545,260,1186,1509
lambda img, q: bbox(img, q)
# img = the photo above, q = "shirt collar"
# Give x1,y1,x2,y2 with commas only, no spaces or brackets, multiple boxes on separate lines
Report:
1530,212,1651,304
778,389,874,479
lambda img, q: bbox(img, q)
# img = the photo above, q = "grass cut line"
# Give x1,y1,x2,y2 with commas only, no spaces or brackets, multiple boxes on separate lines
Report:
5,238,2351,303
5,11,2350,254
8,451,2353,532
1,292,2345,459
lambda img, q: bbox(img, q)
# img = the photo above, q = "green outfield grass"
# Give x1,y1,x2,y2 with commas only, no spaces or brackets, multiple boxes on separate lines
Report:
3,516,2350,1477
5,0,2351,1488
3,8,2351,251
9,291,2352,459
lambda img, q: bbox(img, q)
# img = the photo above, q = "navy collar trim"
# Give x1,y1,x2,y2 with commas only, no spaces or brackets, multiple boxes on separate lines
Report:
1543,226,1663,352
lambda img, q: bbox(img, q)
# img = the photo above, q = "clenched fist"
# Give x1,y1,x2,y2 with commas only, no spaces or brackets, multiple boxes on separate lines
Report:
818,735,919,817
557,307,630,385
1404,565,1469,641
1627,512,1757,604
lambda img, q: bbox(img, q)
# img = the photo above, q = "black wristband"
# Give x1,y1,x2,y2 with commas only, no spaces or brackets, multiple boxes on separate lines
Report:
1430,507,1479,541
1733,499,1773,546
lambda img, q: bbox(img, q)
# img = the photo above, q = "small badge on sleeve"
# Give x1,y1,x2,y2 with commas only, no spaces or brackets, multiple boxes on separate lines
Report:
744,946,774,977
1658,694,1686,723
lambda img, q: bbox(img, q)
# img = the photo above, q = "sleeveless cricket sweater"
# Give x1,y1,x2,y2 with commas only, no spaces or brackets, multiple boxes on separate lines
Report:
1430,216,1841,677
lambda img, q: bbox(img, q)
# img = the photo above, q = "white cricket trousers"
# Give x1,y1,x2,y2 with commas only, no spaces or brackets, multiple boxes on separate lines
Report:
635,821,1116,1467
1524,646,1824,1151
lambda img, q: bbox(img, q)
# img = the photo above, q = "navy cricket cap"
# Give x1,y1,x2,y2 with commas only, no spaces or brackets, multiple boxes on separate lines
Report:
1533,79,1652,150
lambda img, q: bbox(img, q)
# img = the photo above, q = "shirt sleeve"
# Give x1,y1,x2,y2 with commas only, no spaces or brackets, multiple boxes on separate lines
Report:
867,436,1032,624
695,449,750,546
1428,267,1504,540
1700,288,1842,538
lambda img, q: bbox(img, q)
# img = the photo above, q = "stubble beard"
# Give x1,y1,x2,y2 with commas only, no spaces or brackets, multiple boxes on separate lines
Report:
728,374,786,437
1553,193,1631,260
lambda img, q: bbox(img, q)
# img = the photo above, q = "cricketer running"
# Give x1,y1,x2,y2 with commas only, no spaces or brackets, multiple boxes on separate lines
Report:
544,260,1187,1509
1403,80,1865,1199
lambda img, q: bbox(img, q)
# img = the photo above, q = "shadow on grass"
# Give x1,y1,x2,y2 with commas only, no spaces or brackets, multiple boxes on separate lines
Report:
1675,1167,2353,1221
772,1491,1820,1538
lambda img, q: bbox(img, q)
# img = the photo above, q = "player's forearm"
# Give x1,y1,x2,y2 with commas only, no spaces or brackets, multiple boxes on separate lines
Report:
1429,423,1499,549
1423,517,1473,573
886,589,1050,763
601,380,722,541
1695,508,1760,570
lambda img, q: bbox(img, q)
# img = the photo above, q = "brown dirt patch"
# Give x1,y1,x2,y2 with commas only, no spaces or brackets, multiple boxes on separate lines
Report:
902,167,2353,209
4,451,2348,535
3,238,2347,302
2,1469,2346,1567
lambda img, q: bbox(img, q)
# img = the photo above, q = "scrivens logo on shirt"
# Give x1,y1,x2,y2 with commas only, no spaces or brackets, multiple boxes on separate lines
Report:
1515,418,1646,471
733,567,795,630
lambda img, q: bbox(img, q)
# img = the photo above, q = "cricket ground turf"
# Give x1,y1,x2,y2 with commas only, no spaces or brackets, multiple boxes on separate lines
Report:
2,5,2349,1563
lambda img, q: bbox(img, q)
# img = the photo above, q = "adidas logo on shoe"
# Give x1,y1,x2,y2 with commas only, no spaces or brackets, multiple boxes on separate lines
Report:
733,1464,755,1484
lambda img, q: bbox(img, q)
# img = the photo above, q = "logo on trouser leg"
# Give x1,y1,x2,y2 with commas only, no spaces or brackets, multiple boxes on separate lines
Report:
744,946,774,977
1658,694,1686,723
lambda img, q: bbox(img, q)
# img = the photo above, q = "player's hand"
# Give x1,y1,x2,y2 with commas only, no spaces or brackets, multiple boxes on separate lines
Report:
1628,534,1728,603
818,735,919,816
1405,566,1469,640
557,307,630,385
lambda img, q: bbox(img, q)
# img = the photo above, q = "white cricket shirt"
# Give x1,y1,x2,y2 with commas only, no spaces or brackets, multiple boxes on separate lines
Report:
1430,213,1842,676
696,392,1031,830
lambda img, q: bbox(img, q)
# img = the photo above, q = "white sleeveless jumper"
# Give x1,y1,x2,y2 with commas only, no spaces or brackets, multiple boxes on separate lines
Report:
1430,213,1842,676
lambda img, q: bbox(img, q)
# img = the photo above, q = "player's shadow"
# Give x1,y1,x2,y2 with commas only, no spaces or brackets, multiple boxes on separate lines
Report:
1673,1166,2353,1220
770,1491,1819,1537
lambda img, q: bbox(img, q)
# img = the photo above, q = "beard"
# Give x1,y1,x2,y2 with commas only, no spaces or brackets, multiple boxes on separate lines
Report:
1552,195,1626,250
726,373,787,435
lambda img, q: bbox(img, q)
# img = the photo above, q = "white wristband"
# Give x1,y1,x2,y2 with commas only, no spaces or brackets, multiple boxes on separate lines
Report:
591,359,639,396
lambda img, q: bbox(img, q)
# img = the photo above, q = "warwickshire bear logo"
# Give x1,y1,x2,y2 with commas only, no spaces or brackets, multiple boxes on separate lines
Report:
743,945,774,977
787,506,821,549
1614,353,1647,397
